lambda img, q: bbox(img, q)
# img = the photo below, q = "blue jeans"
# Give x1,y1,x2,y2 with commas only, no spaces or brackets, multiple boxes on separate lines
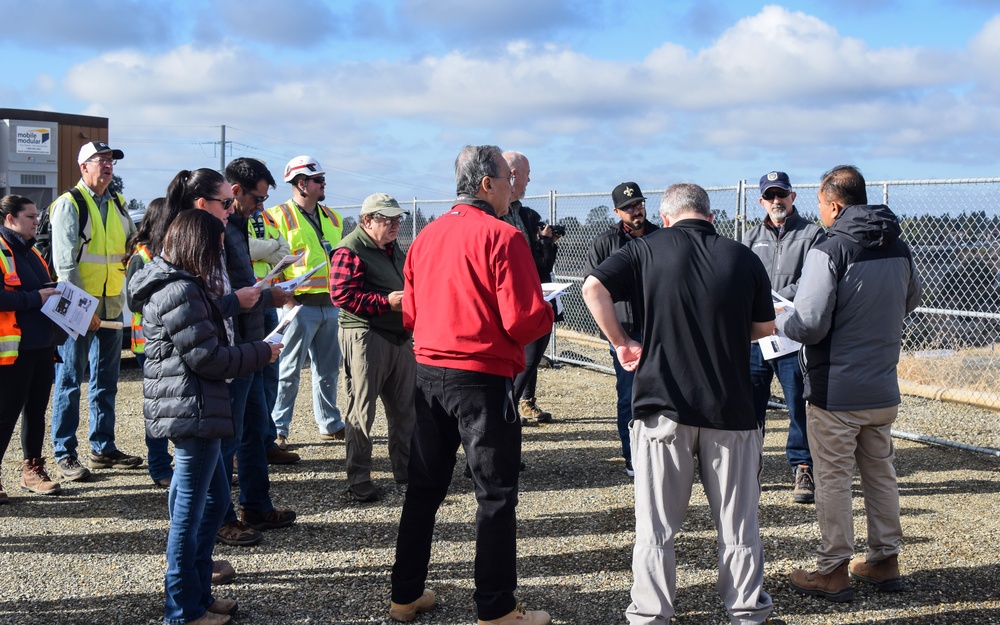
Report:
262,307,280,449
164,436,229,624
51,318,123,459
610,330,642,465
391,365,521,621
222,370,272,522
271,304,343,438
749,344,811,469
137,353,173,482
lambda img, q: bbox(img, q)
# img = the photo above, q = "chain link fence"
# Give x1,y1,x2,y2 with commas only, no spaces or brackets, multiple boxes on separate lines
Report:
334,177,1000,446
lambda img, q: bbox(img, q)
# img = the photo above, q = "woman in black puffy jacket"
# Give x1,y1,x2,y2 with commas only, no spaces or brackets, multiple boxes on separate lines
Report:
129,210,279,625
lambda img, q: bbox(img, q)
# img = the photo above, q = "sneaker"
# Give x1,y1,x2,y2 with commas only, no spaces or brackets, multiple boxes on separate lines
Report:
89,449,143,469
625,461,635,478
519,398,552,425
267,446,301,465
319,429,345,441
789,561,853,602
211,559,236,585
849,554,903,591
56,455,92,482
20,458,62,495
216,519,263,546
276,435,289,450
477,603,551,625
390,588,436,622
242,507,296,531
345,481,380,503
793,464,815,504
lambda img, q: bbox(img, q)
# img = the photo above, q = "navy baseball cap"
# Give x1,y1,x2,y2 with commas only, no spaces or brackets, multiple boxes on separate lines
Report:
759,171,792,195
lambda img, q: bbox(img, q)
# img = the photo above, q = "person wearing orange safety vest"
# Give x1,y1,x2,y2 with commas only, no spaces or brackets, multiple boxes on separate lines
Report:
265,155,345,447
0,195,62,501
248,205,290,423
49,141,141,483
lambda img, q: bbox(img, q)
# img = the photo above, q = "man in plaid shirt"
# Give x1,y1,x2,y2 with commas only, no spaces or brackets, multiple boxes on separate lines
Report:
329,193,413,503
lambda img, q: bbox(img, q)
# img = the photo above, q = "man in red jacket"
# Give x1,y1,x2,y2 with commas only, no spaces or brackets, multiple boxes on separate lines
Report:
388,145,554,625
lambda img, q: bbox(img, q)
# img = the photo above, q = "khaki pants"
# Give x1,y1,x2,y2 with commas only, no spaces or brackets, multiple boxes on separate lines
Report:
340,327,417,485
807,404,902,573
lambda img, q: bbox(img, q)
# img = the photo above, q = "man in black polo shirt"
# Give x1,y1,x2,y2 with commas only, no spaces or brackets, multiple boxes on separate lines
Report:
582,183,782,625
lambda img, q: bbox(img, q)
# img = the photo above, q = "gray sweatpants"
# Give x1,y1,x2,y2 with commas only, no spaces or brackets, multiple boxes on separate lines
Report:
626,415,773,625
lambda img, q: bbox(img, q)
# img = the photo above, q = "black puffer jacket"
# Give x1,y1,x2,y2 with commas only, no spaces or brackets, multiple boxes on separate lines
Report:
129,256,272,440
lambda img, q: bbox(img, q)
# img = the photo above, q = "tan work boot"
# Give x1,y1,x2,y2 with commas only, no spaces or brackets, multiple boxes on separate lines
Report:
789,560,853,602
850,554,903,591
477,603,551,625
389,588,436,622
187,612,229,625
211,559,236,585
519,398,552,425
21,458,62,495
207,597,238,615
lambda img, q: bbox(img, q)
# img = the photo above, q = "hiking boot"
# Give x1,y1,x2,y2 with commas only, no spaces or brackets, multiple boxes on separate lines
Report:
152,476,172,489
276,435,289,450
763,618,787,625
625,460,635,478
207,597,238,615
187,612,229,625
790,561,853,602
519,398,552,424
242,507,296,531
20,458,62,495
793,464,815,504
56,455,92,482
389,588,436,622
477,603,551,625
212,559,236,585
850,554,903,591
216,519,263,546
346,481,380,503
319,429,345,441
267,446,301,465
89,449,143,469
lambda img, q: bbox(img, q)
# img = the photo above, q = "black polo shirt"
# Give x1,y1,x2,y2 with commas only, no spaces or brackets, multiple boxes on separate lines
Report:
591,218,774,430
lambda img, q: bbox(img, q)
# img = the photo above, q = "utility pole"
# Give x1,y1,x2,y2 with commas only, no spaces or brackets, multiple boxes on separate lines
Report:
220,125,228,171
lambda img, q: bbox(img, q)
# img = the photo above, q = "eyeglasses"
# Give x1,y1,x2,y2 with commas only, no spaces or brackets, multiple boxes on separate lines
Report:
617,201,645,213
308,176,326,185
762,189,791,201
87,157,118,166
204,197,235,210
373,214,403,225
246,192,269,205
489,174,514,185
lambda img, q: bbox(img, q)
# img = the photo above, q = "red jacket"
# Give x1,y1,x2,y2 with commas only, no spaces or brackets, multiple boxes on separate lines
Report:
403,199,554,378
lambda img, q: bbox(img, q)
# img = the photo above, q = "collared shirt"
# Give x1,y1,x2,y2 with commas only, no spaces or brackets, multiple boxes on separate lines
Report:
329,244,395,317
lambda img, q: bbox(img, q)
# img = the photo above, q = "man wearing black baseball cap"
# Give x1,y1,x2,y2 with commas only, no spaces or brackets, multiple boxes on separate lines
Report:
743,171,824,504
584,181,658,478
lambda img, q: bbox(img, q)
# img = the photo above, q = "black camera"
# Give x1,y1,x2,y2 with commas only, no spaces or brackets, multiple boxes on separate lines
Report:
540,222,566,237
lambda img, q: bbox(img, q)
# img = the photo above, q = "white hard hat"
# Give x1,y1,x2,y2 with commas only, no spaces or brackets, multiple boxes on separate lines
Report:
283,155,325,183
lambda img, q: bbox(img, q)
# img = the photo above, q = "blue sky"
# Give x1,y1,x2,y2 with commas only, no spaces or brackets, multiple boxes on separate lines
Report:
2,0,998,206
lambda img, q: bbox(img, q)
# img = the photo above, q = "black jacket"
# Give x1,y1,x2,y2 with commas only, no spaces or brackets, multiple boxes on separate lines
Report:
0,225,54,351
584,220,660,333
225,212,275,343
129,256,271,440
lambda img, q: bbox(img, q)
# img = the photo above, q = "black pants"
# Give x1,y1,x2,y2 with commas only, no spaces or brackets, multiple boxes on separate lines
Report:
512,331,550,402
0,346,55,462
391,364,521,620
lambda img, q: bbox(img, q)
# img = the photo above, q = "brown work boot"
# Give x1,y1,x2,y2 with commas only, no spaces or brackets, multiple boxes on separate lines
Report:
212,559,236,585
187,612,230,625
850,554,903,591
389,588,436,622
267,446,301,465
789,561,853,602
477,603,551,625
519,398,552,425
21,458,62,495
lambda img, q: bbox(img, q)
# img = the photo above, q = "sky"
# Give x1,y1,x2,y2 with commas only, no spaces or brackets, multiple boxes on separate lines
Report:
2,0,999,207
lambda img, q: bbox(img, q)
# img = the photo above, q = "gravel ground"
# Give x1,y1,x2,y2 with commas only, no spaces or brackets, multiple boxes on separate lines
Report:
1,350,999,625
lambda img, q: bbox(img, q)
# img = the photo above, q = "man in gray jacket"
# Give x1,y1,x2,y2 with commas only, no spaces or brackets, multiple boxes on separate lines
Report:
743,171,824,503
779,165,921,603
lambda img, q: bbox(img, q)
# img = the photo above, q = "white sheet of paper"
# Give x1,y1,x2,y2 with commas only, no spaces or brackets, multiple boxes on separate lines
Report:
40,282,97,338
274,263,325,292
541,282,572,302
254,251,306,288
265,304,302,344
759,290,800,360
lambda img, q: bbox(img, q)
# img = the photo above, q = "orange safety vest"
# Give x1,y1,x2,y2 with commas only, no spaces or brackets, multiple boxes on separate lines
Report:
0,237,50,365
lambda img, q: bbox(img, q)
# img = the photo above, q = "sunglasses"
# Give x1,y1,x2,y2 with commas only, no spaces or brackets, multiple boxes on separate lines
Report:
205,197,235,210
762,189,791,201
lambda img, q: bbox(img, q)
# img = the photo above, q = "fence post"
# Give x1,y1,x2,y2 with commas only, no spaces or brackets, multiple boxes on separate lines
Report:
549,189,558,363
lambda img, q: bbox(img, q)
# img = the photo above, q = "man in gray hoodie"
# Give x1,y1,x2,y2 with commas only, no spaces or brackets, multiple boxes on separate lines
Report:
779,165,921,603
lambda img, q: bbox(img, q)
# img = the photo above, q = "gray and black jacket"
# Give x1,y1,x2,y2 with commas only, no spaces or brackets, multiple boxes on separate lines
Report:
742,209,825,301
778,204,922,411
129,256,272,440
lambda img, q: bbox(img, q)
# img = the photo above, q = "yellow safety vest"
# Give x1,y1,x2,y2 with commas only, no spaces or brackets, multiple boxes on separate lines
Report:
130,244,152,354
266,200,343,294
249,210,284,280
60,181,129,298
0,237,50,365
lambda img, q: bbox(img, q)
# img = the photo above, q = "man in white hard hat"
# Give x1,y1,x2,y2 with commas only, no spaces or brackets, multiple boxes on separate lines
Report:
266,156,346,447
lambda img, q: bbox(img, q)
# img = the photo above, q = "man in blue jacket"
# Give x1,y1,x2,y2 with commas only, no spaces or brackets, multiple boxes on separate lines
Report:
780,165,921,602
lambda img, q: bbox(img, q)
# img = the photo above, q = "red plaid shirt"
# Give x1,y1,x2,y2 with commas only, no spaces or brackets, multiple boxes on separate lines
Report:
329,245,394,317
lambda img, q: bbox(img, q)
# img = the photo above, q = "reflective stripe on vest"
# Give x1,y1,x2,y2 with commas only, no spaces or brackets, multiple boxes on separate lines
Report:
68,182,129,298
130,244,151,354
0,238,47,365
265,200,343,294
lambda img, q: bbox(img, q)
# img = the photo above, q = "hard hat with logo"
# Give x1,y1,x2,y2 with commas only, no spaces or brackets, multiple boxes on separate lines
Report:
283,155,325,183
